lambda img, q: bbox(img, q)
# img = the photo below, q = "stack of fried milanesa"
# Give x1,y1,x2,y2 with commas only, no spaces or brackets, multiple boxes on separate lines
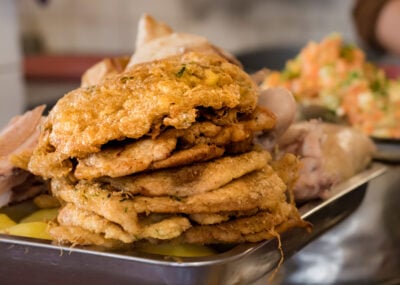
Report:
28,25,306,250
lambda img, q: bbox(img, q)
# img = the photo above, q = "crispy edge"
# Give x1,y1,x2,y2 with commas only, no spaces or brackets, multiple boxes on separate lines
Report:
102,150,271,197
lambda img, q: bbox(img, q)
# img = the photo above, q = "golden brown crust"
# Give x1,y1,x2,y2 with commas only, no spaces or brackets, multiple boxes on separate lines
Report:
34,52,258,159
51,165,287,234
99,150,271,197
57,204,191,243
176,206,305,244
49,225,125,249
31,108,275,180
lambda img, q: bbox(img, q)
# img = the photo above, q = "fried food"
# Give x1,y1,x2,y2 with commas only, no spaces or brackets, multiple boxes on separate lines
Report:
75,135,178,179
49,225,124,248
29,52,263,180
57,203,135,243
262,34,400,139
149,144,225,171
188,209,258,225
57,204,191,243
139,215,191,241
125,166,284,214
23,14,306,250
99,150,270,197
33,106,274,180
178,207,305,244
53,165,286,219
189,213,230,225
31,52,258,158
50,158,302,247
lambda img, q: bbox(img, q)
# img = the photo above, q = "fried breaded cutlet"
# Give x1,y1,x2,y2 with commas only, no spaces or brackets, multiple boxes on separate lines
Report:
32,52,259,157
26,15,308,249
57,204,191,243
49,152,306,246
73,111,274,180
51,163,287,235
29,52,273,180
97,150,271,197
49,225,125,249
178,209,307,244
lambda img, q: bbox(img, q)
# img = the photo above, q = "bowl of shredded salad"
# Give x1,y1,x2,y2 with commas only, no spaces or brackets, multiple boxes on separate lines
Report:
262,34,400,139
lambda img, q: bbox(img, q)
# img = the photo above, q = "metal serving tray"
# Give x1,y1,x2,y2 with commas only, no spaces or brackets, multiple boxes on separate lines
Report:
372,138,400,162
0,164,386,285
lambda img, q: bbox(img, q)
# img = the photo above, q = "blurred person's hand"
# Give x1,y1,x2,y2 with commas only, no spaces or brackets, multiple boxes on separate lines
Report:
376,0,400,55
354,0,400,56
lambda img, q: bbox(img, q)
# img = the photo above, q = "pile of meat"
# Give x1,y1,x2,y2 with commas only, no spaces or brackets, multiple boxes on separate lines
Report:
23,16,306,248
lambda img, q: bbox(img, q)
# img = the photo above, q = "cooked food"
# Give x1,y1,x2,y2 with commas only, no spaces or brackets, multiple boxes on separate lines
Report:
49,225,124,248
128,14,241,68
57,204,191,242
17,14,308,250
74,114,274,180
257,87,297,146
262,120,376,201
178,207,301,244
0,213,16,230
0,105,48,208
29,52,260,179
262,34,400,139
75,135,178,179
98,150,271,197
1,221,52,240
51,164,290,231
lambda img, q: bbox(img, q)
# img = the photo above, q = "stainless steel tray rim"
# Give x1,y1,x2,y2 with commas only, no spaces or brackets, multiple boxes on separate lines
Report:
0,233,258,267
300,163,387,219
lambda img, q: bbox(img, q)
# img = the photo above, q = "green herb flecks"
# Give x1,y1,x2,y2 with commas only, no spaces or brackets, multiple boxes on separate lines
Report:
342,71,361,86
370,79,388,98
340,44,356,61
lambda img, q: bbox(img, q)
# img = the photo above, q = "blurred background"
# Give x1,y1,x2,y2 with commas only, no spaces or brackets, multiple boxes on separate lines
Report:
1,0,357,126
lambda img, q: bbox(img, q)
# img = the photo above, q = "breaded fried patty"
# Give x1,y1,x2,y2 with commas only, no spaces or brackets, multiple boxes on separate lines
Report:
33,52,258,157
29,52,267,179
24,14,307,250
98,150,271,197
51,165,287,235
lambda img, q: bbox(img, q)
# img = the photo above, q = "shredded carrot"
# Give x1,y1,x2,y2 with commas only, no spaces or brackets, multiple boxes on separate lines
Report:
262,34,400,139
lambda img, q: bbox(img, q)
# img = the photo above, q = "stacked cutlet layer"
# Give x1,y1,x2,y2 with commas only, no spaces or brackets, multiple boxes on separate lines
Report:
29,52,306,248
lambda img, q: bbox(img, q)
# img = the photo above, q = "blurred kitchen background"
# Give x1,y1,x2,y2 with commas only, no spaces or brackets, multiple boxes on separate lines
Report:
1,0,358,127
